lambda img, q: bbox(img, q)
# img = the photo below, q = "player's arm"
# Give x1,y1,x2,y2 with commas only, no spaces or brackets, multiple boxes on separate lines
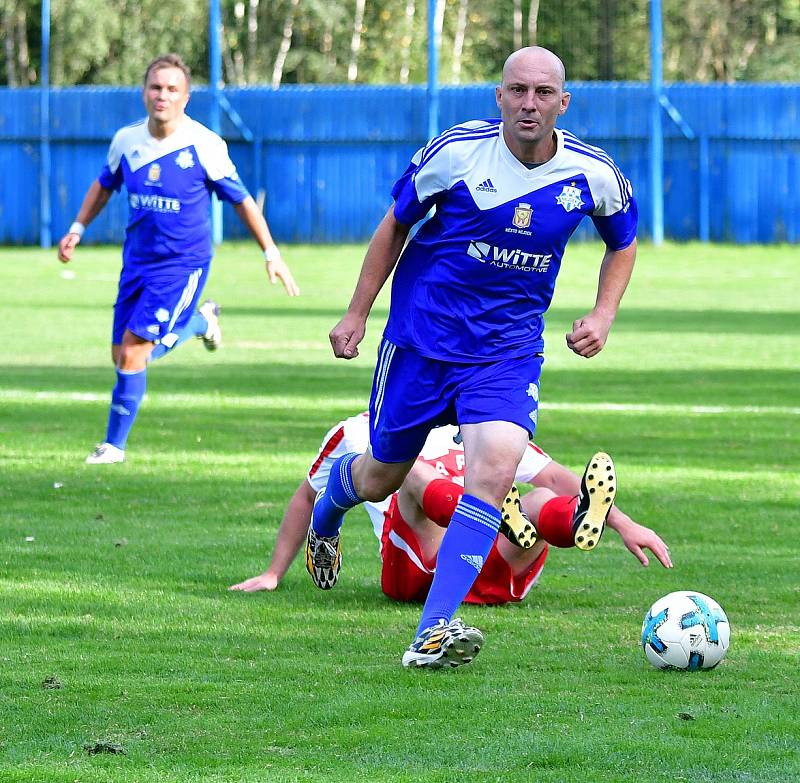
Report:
232,196,300,297
329,205,411,360
229,479,316,592
531,459,672,568
566,238,636,358
57,180,113,263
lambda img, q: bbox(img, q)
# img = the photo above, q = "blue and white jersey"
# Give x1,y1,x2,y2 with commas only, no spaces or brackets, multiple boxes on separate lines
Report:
98,116,249,267
385,120,637,362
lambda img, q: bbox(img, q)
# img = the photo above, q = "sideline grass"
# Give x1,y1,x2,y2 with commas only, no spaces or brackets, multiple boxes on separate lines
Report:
1,241,798,782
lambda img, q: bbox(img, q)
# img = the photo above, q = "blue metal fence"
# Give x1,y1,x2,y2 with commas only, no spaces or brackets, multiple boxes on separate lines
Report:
1,83,798,245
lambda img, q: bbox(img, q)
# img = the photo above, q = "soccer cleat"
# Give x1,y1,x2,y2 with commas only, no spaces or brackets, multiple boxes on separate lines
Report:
499,484,538,549
572,451,616,551
402,618,484,670
305,526,342,590
85,443,125,465
198,300,222,351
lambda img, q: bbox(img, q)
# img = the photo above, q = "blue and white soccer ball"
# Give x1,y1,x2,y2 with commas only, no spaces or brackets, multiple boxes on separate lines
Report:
641,591,730,670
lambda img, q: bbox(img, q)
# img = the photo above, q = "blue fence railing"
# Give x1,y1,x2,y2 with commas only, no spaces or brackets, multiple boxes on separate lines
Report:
1,83,798,245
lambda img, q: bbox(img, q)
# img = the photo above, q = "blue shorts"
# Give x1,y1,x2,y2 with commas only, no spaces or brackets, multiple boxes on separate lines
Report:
112,263,209,345
368,338,544,463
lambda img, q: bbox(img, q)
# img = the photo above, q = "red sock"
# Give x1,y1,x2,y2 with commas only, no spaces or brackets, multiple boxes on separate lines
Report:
537,495,579,548
421,479,464,527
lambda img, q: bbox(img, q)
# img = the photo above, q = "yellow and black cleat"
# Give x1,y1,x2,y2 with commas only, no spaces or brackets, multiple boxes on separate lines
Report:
499,484,538,549
572,451,616,551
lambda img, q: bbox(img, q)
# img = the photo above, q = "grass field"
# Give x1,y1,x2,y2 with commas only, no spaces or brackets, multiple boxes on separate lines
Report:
1,241,798,782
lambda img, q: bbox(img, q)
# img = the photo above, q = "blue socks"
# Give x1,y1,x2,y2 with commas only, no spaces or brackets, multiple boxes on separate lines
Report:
149,313,208,361
105,368,147,450
416,494,501,636
311,452,363,537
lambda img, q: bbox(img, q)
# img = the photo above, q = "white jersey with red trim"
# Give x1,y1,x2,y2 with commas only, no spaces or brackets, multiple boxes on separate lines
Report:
306,412,552,540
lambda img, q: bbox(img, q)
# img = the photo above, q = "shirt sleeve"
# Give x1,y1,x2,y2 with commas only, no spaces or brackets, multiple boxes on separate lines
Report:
196,133,250,204
391,136,452,226
589,159,637,250
97,130,124,192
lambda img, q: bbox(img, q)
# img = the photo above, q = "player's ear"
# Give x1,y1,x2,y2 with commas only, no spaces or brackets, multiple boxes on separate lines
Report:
559,91,571,114
495,85,502,110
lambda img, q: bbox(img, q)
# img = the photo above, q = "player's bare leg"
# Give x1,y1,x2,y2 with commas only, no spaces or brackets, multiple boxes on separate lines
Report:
306,450,415,589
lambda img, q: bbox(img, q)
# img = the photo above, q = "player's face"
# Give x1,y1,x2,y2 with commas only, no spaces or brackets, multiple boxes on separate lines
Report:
496,57,569,156
143,66,189,125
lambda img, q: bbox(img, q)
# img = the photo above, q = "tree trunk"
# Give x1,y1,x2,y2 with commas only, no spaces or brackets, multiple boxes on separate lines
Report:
399,0,415,85
247,0,259,84
16,5,30,86
3,4,18,87
348,0,366,83
452,0,468,85
272,0,300,89
220,22,237,85
527,0,539,46
513,0,522,51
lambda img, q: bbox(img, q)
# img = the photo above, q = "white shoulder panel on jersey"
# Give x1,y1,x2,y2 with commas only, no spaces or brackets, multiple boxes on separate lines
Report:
106,120,147,173
411,120,501,204
189,118,239,182
450,127,632,215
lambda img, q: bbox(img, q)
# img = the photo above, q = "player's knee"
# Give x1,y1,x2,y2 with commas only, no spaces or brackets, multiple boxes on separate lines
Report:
466,461,517,507
116,344,149,372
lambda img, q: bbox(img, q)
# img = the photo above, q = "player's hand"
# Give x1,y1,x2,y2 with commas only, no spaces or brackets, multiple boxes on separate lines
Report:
566,310,614,358
228,572,280,592
615,519,673,569
57,232,81,263
264,247,300,297
330,312,366,359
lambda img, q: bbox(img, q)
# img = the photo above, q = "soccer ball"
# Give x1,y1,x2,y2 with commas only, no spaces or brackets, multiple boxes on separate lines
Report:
641,591,730,670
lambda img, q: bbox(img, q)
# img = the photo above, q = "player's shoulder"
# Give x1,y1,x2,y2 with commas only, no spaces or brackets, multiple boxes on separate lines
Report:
559,128,625,179
183,116,226,147
417,118,501,165
110,118,148,147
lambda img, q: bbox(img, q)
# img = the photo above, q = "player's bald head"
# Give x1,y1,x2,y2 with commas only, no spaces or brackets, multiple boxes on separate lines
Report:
502,47,566,89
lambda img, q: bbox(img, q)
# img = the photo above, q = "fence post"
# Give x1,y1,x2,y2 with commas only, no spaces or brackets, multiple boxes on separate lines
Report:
39,0,52,248
698,135,710,242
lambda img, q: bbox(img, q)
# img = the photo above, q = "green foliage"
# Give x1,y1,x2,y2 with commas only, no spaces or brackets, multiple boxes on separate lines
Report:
1,240,799,781
2,0,800,86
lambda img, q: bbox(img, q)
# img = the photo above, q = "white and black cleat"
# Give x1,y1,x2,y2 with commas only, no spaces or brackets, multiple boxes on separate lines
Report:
198,300,222,351
402,618,484,670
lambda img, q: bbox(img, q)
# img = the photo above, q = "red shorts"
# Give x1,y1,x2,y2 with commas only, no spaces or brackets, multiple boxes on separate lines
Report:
379,496,548,605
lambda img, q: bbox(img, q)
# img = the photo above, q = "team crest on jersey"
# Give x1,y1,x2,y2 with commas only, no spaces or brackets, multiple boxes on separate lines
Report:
175,149,195,169
555,184,583,212
146,163,161,184
513,203,532,229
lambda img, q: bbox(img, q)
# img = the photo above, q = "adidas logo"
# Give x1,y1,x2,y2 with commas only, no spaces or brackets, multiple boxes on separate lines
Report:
460,553,485,572
475,178,497,193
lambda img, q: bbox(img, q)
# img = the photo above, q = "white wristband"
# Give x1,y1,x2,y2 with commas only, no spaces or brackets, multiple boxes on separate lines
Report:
264,246,281,264
69,221,86,238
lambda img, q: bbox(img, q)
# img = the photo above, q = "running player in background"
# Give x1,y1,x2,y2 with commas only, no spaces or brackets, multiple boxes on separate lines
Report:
307,46,638,667
57,53,299,464
231,413,671,631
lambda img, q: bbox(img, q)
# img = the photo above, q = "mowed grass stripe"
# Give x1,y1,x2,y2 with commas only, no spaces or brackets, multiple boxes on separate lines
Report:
2,388,798,416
